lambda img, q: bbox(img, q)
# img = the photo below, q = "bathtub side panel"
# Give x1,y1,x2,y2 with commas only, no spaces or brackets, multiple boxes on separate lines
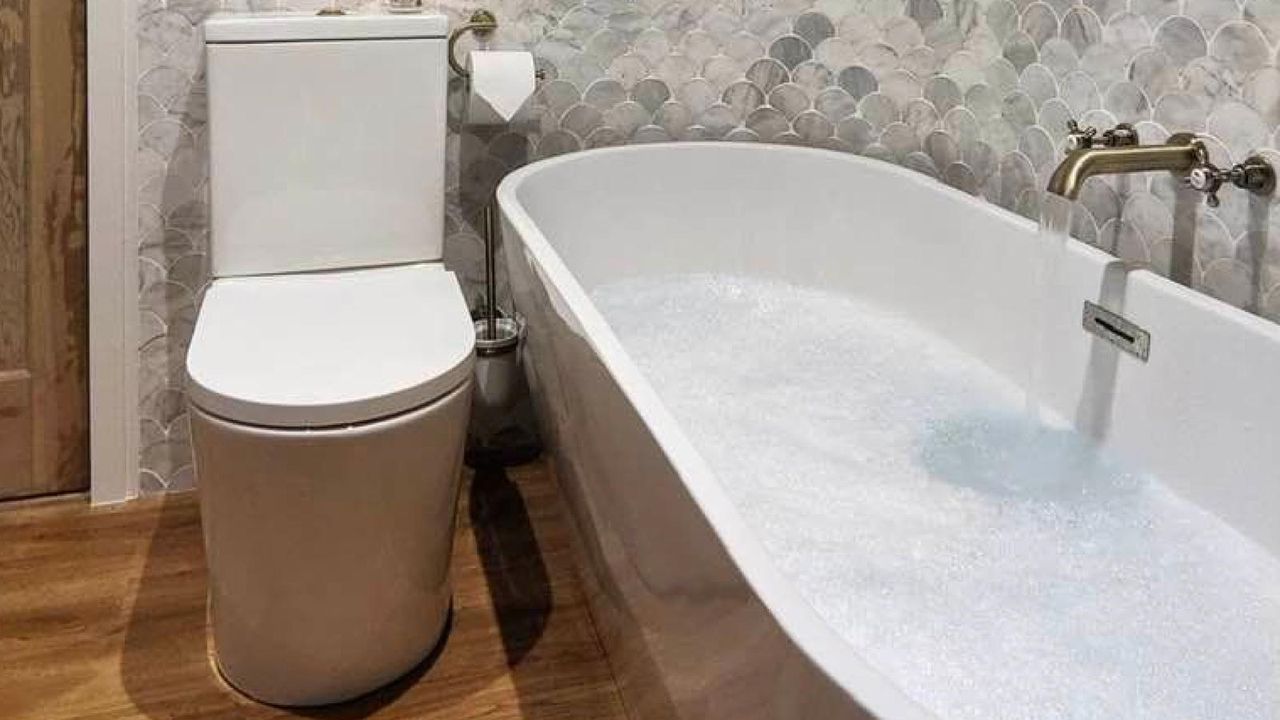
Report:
503,223,872,720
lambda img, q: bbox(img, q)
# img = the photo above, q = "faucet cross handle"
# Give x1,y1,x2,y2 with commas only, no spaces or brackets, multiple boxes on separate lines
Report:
1065,119,1139,152
1064,120,1097,153
1183,143,1276,208
1100,124,1139,148
1184,163,1224,207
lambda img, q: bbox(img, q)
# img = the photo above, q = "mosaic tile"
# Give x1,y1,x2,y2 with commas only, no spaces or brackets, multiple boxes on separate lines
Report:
1154,15,1209,65
884,16,925,52
678,77,719,112
837,64,879,98
769,34,814,68
632,76,673,111
699,102,739,135
1062,6,1105,55
903,150,940,176
836,114,875,149
795,11,836,47
923,74,963,112
793,59,835,95
925,128,961,167
1211,21,1272,78
1246,0,1280,45
815,86,860,118
1018,123,1056,172
135,0,1280,489
746,105,791,138
944,159,981,192
793,108,837,140
1039,37,1080,76
746,57,790,92
701,54,742,88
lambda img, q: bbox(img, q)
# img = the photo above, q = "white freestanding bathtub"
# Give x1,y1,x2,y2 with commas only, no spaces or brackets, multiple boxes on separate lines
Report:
496,143,1280,720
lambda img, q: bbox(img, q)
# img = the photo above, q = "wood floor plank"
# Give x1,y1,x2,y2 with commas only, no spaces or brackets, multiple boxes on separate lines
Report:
0,461,627,720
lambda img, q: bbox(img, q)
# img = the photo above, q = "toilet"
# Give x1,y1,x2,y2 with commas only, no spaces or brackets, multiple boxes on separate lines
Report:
184,11,474,706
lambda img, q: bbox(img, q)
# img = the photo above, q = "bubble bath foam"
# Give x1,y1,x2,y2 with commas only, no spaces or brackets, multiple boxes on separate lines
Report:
591,273,1280,720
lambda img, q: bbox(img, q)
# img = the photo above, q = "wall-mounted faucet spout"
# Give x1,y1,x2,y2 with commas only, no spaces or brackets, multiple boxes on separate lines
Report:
1046,135,1204,200
1048,131,1276,205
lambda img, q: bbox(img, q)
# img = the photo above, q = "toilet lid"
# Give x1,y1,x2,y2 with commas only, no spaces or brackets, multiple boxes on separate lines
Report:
186,264,475,428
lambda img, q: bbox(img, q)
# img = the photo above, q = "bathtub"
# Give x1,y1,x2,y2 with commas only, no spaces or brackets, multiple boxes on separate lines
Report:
495,143,1280,720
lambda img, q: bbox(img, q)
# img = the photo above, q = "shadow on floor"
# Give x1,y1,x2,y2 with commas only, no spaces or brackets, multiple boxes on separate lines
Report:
468,465,553,669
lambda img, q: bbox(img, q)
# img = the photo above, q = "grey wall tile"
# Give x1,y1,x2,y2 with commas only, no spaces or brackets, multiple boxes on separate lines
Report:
136,0,1280,490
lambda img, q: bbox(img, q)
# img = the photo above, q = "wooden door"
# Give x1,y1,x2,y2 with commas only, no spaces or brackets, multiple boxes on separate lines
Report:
0,0,88,499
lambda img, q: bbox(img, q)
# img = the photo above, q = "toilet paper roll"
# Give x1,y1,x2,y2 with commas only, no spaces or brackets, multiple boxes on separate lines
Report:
466,51,536,126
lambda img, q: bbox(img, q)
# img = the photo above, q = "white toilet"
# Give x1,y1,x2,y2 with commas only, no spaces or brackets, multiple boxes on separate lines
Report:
184,11,475,706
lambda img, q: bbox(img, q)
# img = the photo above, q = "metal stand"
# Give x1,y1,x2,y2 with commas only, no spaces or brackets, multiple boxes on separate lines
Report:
467,202,541,468
484,203,500,340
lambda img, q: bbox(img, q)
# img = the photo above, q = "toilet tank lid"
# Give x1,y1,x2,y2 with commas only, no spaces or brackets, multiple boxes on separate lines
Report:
204,11,448,44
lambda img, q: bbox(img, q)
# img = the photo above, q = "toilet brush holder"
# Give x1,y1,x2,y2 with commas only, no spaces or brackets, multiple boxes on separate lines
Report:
475,315,521,408
466,312,541,467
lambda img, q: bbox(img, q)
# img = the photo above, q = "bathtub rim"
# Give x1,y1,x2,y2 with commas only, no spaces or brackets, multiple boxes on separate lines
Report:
495,141,1280,720
498,142,944,720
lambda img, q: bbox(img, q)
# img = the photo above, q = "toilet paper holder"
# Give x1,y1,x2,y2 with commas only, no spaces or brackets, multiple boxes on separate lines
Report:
447,10,497,78
447,9,545,80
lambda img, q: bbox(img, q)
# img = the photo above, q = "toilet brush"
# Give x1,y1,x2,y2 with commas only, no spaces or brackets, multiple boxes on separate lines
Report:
467,201,541,467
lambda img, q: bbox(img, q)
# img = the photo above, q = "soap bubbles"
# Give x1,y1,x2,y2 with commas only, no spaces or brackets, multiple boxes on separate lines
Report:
592,272,1280,720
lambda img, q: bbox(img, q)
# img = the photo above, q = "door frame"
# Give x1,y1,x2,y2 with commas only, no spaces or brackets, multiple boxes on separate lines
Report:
87,0,138,505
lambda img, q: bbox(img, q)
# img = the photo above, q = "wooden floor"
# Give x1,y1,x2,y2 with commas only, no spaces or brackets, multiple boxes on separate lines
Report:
0,462,628,720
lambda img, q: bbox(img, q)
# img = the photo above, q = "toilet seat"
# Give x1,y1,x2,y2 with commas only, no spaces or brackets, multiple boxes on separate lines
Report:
186,263,475,428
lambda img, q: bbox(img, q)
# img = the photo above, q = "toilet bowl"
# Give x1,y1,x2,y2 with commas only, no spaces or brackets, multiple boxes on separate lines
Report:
186,264,474,705
187,11,472,706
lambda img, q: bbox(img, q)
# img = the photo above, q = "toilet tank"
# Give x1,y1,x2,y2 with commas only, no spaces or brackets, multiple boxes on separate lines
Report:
205,12,448,278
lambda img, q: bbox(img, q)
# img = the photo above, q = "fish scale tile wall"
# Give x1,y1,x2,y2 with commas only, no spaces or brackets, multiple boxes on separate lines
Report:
137,0,1280,490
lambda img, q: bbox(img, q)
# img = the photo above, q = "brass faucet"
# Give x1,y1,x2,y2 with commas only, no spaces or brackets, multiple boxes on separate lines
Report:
1047,133,1204,200
1047,126,1275,205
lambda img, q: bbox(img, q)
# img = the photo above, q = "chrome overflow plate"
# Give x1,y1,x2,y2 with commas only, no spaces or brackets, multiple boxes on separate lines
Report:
1083,302,1150,361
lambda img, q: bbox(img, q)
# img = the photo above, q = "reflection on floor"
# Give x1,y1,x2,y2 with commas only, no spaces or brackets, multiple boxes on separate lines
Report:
0,461,627,720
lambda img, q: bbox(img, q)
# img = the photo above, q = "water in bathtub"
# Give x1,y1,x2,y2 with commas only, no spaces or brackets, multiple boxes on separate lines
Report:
591,273,1280,720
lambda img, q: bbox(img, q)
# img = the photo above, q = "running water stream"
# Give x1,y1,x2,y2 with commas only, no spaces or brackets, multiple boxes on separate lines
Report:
1025,193,1073,422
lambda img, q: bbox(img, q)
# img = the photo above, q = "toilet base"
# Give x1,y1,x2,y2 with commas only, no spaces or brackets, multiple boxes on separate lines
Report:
191,380,472,707
212,603,456,708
